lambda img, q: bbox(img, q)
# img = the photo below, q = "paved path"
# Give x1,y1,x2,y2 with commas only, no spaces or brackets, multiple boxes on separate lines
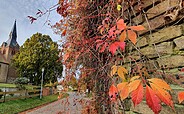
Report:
26,92,85,114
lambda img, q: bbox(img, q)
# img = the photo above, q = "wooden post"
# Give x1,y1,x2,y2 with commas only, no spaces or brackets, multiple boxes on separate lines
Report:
25,89,27,99
3,89,6,103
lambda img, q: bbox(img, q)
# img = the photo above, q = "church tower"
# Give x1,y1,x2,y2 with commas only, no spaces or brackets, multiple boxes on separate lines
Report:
0,20,19,82
1,20,19,62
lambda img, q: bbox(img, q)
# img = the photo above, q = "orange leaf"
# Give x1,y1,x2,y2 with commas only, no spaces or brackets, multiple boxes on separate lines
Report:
150,83,174,109
111,65,117,76
146,85,161,114
127,30,137,44
117,82,128,92
129,25,145,31
148,78,171,91
178,91,184,104
131,83,144,107
120,84,129,100
119,30,126,42
62,29,67,36
129,80,141,93
109,84,118,102
130,76,140,82
117,19,126,31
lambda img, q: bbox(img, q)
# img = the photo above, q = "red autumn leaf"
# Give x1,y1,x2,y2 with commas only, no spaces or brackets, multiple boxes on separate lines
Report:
178,91,184,104
127,30,137,44
129,25,145,31
99,42,107,53
108,26,116,37
131,83,144,107
96,40,104,50
109,42,118,55
150,83,174,109
109,84,118,101
117,19,126,31
119,30,126,42
146,85,161,114
118,42,125,51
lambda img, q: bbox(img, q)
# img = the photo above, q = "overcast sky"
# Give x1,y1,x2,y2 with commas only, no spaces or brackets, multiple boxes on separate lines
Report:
0,0,61,46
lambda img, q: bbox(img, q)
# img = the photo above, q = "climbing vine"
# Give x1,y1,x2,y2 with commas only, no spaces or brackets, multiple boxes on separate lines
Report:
29,0,184,113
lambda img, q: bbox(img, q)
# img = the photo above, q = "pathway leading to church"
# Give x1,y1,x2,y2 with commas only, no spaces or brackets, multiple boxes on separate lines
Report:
25,92,86,114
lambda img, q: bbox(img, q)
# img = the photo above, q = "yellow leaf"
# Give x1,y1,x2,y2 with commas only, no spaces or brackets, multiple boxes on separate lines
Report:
129,80,141,93
118,68,125,80
130,76,140,82
118,66,128,74
117,4,121,11
148,78,171,91
111,65,117,76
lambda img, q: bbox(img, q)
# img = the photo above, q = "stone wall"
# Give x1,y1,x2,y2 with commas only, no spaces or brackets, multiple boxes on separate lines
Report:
121,0,184,113
0,63,9,82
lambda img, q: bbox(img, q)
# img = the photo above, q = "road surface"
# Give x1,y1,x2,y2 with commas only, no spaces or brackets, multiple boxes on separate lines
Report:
26,92,86,114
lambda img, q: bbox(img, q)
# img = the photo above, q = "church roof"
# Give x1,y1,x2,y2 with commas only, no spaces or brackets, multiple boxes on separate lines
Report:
5,20,19,49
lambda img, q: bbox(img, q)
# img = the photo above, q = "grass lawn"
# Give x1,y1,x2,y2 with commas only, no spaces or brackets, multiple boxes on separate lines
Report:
0,93,68,114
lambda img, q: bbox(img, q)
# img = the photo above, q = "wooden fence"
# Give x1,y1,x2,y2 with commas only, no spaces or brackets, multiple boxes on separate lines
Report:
0,89,40,102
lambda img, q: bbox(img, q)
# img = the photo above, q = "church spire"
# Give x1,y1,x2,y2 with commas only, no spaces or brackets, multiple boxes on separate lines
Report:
9,20,17,41
6,20,19,48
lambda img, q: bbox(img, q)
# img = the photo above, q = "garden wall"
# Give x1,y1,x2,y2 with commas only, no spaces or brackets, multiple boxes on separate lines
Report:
122,0,184,113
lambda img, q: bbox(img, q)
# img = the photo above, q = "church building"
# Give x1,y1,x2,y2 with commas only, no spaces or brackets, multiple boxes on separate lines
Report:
0,21,19,83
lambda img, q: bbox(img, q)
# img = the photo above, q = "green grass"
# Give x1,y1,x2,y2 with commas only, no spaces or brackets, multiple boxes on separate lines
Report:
0,83,39,90
0,93,69,114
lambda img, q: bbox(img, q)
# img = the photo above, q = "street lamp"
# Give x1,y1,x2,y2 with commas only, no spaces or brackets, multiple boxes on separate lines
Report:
40,68,44,99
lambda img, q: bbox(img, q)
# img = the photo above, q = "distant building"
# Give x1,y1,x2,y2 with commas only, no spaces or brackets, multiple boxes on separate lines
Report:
0,20,19,83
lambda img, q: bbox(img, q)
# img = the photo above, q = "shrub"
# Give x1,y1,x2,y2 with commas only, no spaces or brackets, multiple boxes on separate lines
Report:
14,77,29,90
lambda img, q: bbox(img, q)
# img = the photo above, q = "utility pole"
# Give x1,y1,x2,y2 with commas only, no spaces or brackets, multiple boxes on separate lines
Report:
40,68,44,99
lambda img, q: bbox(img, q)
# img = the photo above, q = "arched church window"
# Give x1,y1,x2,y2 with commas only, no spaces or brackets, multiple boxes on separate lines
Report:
12,50,15,55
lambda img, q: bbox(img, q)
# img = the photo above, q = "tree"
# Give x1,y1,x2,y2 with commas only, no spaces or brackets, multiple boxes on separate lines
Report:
12,33,62,85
